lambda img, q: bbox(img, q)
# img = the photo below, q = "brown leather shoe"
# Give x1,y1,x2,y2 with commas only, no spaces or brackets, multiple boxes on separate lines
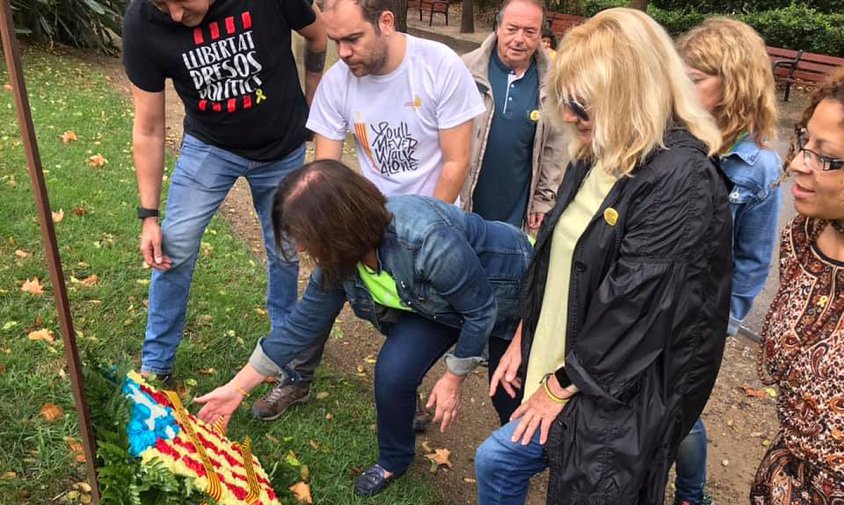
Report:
251,383,310,421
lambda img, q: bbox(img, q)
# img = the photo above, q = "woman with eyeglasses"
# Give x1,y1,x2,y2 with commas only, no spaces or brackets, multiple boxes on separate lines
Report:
674,18,782,505
750,67,844,504
474,8,733,504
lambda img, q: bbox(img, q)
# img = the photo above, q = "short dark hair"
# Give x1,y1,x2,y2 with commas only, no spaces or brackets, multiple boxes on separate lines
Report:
542,28,557,49
272,159,392,285
495,0,546,28
325,0,391,28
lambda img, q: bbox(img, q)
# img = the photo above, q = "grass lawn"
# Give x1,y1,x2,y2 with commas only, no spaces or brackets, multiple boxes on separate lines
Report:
0,47,441,504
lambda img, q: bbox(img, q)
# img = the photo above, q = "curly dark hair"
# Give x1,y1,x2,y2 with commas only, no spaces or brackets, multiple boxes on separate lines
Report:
272,159,392,285
783,67,844,170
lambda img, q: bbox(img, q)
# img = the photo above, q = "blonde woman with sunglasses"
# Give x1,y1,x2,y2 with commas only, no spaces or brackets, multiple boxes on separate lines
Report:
475,8,732,505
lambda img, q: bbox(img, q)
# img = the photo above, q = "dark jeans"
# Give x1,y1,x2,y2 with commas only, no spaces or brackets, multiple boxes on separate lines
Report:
674,418,707,504
374,313,460,473
487,336,522,425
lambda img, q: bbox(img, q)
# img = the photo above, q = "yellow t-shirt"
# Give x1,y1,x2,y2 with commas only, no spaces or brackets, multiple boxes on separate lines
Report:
356,263,413,312
523,163,617,400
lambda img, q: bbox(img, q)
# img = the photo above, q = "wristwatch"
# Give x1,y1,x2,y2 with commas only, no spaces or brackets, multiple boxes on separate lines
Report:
137,207,160,220
554,366,573,390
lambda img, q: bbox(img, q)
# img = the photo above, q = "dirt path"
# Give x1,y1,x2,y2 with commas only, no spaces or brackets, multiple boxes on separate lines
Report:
80,34,801,504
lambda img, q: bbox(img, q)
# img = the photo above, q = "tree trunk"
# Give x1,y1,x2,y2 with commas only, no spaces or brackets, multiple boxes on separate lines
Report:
629,0,648,11
461,0,475,33
392,0,409,33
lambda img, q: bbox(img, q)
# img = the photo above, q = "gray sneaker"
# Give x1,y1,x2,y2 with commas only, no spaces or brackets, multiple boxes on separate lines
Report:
251,383,310,421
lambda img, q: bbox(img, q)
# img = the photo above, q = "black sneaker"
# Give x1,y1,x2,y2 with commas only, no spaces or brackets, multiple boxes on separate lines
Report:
251,383,310,421
413,395,428,433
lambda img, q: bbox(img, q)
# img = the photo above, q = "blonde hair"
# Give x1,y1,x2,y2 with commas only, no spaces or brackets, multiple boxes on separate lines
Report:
547,8,721,176
676,18,779,152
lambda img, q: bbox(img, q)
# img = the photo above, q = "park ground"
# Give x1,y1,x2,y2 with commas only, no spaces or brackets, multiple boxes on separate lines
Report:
0,12,814,505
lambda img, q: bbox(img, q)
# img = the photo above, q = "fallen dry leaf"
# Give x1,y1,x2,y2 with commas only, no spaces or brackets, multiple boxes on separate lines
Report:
421,440,433,454
463,477,477,484
14,249,31,258
425,448,453,470
65,437,86,463
59,131,78,144
2,83,11,91
21,277,45,295
0,471,16,480
27,328,55,343
87,154,107,168
52,209,64,223
198,367,217,376
78,275,99,287
289,481,313,504
72,207,88,217
40,403,64,422
308,439,320,450
325,412,334,421
315,391,329,400
741,385,767,399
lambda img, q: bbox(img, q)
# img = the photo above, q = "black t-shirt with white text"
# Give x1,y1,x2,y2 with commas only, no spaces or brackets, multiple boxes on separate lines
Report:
123,0,314,161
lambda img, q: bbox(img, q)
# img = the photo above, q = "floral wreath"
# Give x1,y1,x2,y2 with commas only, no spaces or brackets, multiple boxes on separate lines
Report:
124,371,280,504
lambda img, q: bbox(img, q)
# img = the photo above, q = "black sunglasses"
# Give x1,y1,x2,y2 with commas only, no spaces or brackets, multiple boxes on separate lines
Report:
794,127,844,172
563,99,589,122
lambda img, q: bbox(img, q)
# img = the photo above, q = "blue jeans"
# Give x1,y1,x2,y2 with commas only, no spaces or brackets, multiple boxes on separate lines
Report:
375,313,460,474
674,418,707,504
475,419,547,504
141,135,304,375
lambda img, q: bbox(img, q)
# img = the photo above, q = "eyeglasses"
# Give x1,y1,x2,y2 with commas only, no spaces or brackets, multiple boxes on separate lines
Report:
794,127,844,172
562,99,590,122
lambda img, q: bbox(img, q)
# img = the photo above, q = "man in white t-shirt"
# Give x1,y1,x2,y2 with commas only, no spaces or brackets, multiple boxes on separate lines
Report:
251,0,485,434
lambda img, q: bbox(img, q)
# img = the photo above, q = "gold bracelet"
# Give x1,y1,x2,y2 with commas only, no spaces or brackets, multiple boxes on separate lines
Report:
541,373,568,405
232,382,250,399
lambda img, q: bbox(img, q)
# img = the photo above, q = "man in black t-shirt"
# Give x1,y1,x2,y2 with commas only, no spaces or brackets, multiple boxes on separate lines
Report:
123,0,327,383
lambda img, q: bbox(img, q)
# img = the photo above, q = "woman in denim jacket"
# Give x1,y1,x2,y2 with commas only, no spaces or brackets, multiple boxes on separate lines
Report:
674,18,782,505
196,159,532,497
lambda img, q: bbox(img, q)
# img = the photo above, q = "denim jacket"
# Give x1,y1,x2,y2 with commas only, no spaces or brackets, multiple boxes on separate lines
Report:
722,135,782,334
250,195,532,377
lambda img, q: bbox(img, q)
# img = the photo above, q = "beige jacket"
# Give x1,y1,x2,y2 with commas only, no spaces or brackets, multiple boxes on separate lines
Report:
459,33,568,221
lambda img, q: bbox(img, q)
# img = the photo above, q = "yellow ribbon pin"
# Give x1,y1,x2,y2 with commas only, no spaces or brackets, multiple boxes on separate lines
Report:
529,109,540,122
256,89,267,104
603,207,618,226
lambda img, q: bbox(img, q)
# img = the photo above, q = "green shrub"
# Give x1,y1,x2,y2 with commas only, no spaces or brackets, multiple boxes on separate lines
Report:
553,1,844,57
650,0,843,15
10,0,126,54
738,5,844,56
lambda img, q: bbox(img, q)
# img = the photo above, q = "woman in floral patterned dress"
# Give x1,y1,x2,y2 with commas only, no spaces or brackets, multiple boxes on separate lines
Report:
751,67,844,504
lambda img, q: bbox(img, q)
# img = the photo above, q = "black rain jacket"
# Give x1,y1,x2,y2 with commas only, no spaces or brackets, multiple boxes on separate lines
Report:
519,128,733,505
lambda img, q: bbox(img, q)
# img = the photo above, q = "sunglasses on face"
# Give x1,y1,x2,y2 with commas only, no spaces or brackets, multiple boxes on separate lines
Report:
794,127,844,172
561,99,589,122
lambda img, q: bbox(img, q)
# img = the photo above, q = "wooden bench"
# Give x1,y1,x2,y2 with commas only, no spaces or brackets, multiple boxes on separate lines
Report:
768,47,844,101
545,11,588,39
409,0,449,26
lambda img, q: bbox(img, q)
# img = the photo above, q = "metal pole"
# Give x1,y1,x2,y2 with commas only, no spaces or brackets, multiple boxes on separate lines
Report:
0,1,100,502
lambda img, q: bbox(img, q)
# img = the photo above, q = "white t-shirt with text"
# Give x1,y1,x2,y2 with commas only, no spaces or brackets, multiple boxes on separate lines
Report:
307,34,485,197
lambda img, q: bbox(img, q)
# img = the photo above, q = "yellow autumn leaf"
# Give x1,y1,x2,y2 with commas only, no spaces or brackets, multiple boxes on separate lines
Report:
52,208,64,223
40,403,64,422
59,131,78,144
79,275,99,287
425,448,453,469
64,437,86,463
27,328,55,343
21,277,45,295
289,481,313,504
87,154,107,168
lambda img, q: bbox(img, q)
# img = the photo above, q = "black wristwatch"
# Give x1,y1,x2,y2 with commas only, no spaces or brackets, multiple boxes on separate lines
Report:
137,207,160,220
554,366,573,390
